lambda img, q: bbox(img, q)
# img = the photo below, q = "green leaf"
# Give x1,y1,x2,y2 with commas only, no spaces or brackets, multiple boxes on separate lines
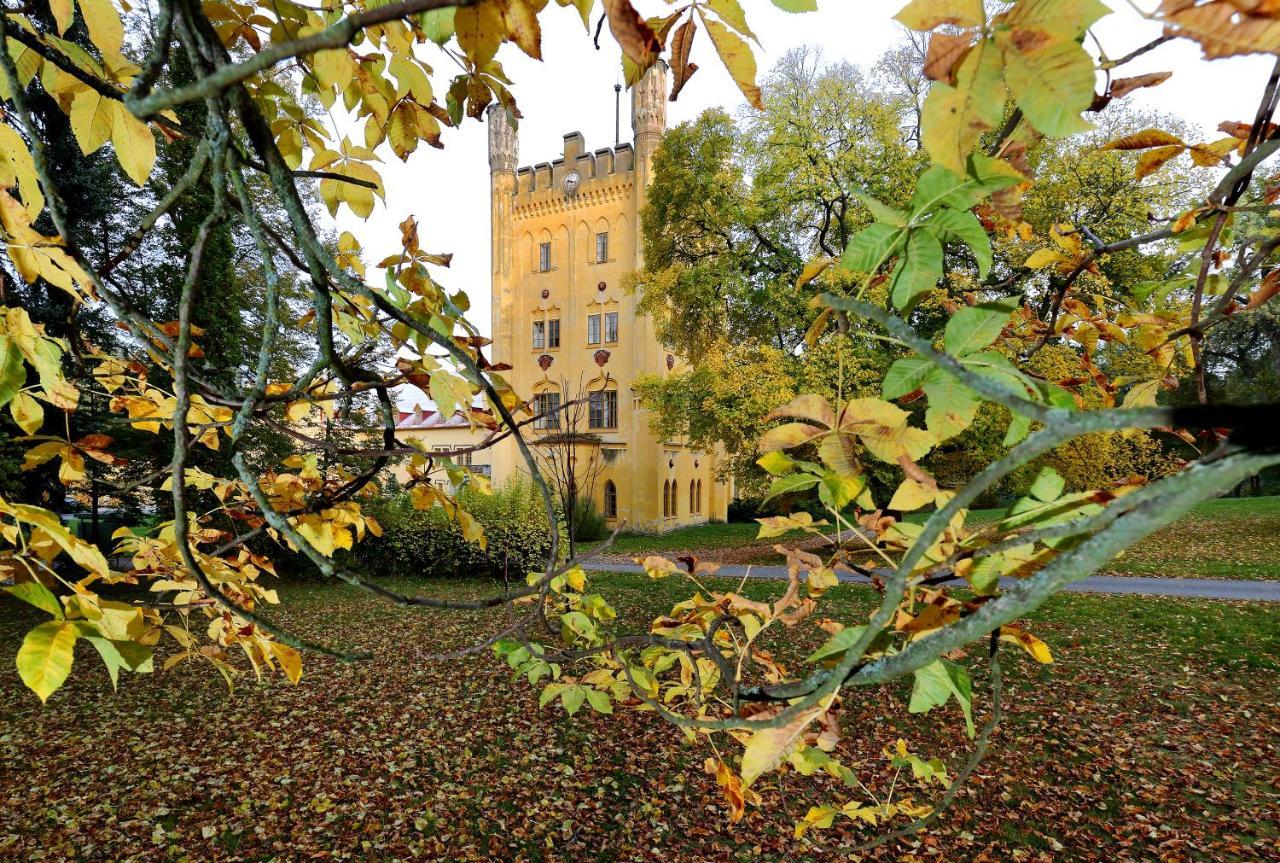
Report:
909,659,974,737
1003,410,1032,445
705,0,755,40
4,581,63,618
817,471,866,511
806,626,866,664
960,350,1038,400
841,223,904,273
882,357,935,400
0,334,23,408
80,633,153,690
889,229,944,312
756,450,797,476
929,208,993,278
923,374,981,440
1028,467,1066,502
965,554,1004,595
762,472,820,503
540,681,569,708
561,684,587,716
943,297,1021,357
16,620,77,703
770,0,817,10
852,189,908,227
1002,37,1095,139
584,688,613,714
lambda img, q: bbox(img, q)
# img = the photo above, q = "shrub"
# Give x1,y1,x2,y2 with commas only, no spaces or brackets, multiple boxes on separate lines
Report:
570,496,607,543
354,480,560,581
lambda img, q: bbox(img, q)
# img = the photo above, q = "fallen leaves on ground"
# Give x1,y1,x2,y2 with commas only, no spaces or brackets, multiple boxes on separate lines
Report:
0,574,1276,861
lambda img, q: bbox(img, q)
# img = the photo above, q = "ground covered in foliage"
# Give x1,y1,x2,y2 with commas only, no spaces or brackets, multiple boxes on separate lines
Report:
609,496,1280,579
1,573,1277,862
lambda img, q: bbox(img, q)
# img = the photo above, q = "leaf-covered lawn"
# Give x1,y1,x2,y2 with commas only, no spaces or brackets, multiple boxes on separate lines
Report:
1099,496,1280,581
1,573,1277,861
612,496,1280,580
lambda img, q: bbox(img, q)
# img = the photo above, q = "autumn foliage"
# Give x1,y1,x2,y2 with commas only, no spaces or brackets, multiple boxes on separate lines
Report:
1,0,1279,847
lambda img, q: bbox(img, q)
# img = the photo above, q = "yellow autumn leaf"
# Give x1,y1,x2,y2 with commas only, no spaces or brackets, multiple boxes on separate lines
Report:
50,0,76,33
566,567,586,592
10,390,42,434
887,477,935,512
895,0,985,30
79,0,125,61
1135,145,1185,180
739,696,835,787
16,620,78,703
270,641,303,684
0,122,45,217
1000,625,1054,663
700,16,763,110
110,103,156,186
70,89,114,155
1024,247,1067,269
795,257,834,289
838,398,935,463
920,37,1004,174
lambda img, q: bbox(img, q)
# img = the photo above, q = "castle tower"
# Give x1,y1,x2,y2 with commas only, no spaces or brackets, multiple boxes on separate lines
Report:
488,104,518,371
483,63,726,533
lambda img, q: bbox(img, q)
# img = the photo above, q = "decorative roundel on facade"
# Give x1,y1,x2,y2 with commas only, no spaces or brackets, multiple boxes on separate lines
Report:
593,349,611,367
597,281,606,292
564,170,582,195
541,289,550,299
668,459,675,469
666,353,675,371
538,354,553,371
694,460,699,469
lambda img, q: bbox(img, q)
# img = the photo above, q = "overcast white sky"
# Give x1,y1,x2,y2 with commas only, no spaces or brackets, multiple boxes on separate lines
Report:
326,0,1275,407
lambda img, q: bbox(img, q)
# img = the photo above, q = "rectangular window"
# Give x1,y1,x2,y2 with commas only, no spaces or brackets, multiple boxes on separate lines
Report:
548,318,560,349
587,314,601,345
604,311,619,343
532,320,545,350
431,446,472,467
588,390,617,430
534,392,561,429
539,242,551,272
595,232,609,263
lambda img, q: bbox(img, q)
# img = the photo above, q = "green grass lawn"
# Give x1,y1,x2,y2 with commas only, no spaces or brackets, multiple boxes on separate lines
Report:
610,495,1280,580
1,572,1276,861
606,521,807,555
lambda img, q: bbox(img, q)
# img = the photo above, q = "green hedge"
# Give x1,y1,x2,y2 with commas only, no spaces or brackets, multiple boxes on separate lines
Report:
353,480,562,581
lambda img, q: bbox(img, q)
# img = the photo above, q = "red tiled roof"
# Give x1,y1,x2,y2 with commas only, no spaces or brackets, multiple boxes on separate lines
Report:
395,405,490,430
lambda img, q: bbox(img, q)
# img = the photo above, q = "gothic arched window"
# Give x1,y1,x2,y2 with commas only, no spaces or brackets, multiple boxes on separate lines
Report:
604,481,617,519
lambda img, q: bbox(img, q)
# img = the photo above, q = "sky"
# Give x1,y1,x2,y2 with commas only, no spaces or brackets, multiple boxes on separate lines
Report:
325,0,1276,405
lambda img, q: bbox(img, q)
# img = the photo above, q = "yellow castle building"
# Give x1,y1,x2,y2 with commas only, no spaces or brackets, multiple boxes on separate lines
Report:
397,63,729,533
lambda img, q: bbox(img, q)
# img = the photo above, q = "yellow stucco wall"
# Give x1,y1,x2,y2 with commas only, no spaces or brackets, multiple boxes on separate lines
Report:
391,417,492,491
484,64,730,533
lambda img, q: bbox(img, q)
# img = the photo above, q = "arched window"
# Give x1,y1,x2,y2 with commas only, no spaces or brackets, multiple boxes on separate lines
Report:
696,480,703,514
670,480,677,517
662,481,670,517
689,480,696,515
603,481,617,519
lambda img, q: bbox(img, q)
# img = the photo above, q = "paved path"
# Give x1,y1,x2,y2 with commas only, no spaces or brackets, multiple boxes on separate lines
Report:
581,561,1280,602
